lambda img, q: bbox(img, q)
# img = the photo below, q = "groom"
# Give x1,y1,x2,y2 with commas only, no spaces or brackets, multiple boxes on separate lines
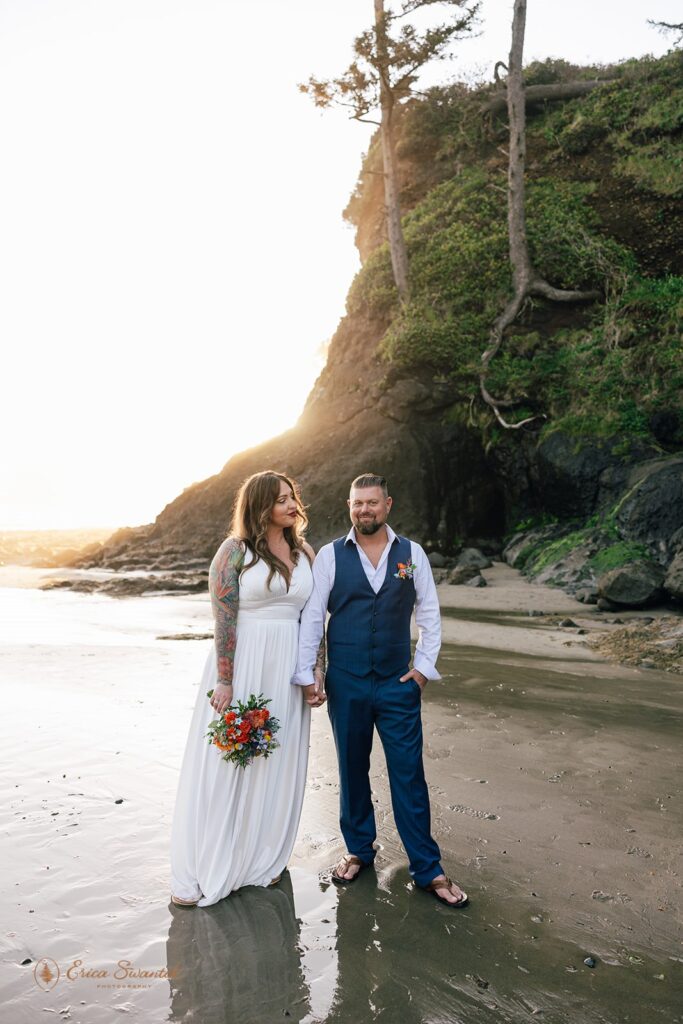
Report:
294,473,468,907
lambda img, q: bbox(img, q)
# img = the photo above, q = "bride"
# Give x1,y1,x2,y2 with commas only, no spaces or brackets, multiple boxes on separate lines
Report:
170,470,324,907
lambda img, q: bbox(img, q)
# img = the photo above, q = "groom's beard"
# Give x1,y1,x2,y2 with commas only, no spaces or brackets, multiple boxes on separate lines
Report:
353,517,383,535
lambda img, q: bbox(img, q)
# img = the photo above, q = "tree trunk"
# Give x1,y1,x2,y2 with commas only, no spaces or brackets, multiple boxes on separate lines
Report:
506,0,531,295
483,79,613,115
479,0,600,430
374,0,410,301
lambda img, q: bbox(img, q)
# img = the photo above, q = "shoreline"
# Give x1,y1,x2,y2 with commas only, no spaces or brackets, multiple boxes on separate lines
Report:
8,559,683,675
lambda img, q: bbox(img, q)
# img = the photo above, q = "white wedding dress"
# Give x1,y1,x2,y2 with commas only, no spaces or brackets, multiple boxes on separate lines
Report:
170,554,312,906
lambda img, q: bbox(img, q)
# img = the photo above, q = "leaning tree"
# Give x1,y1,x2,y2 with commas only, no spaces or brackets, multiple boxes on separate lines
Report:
300,0,480,302
479,0,602,429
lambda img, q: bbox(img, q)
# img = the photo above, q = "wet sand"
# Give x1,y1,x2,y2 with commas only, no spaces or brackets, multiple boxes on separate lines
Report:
1,566,682,1023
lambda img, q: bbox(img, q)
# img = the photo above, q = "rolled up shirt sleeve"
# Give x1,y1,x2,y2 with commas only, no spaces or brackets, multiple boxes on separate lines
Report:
292,544,334,686
411,541,442,680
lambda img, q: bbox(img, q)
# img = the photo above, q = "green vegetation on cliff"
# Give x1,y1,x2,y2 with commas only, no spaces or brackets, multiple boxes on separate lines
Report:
344,52,683,449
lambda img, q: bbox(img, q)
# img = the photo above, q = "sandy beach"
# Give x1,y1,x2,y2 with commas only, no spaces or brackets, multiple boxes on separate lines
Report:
1,564,681,1023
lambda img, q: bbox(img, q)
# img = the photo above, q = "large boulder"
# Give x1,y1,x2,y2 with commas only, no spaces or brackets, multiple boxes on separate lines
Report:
615,456,683,564
526,432,657,520
448,564,481,585
456,547,492,570
597,560,666,608
502,524,569,569
664,552,683,601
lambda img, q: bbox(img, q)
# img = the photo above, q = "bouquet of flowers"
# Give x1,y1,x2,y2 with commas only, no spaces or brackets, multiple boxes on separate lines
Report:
206,691,280,769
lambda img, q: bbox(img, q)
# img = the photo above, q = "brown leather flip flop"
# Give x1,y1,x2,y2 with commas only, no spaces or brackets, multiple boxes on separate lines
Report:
331,854,365,885
424,876,469,908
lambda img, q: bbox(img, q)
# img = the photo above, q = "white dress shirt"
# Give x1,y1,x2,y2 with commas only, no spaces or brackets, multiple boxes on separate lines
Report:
292,524,442,685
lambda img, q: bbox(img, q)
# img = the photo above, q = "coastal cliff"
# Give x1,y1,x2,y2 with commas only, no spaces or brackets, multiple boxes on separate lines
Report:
73,53,683,601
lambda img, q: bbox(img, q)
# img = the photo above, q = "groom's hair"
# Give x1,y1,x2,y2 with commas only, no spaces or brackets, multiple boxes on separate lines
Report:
351,473,388,496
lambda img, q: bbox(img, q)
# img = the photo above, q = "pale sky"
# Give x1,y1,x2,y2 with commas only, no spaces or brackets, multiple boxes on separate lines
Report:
1,0,678,529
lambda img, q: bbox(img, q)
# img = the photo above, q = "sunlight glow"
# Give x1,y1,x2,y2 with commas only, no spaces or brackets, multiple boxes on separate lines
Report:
0,0,677,529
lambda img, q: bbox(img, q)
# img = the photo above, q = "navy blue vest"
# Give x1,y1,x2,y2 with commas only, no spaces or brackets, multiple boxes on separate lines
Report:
327,534,416,679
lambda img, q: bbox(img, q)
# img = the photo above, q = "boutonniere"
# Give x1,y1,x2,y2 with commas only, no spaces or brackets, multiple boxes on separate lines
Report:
394,560,417,581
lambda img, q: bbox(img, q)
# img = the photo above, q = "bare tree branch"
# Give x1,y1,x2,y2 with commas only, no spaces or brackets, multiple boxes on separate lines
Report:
529,279,600,303
493,60,508,83
647,18,683,44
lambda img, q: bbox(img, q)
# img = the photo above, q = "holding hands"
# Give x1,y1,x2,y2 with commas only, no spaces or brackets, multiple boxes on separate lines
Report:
303,668,326,708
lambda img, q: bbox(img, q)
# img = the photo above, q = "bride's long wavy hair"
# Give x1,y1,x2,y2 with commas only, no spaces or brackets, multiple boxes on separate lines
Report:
229,470,309,589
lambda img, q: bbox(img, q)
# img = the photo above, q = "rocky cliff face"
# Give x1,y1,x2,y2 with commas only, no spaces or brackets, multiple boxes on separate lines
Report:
74,54,682,588
76,311,505,574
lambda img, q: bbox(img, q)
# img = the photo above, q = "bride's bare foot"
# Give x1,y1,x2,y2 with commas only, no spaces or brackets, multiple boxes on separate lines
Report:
171,894,199,907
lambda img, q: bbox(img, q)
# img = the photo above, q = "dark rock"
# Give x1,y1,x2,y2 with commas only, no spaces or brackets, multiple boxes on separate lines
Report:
448,564,480,586
583,957,597,969
669,526,683,554
532,528,611,590
598,560,665,608
40,578,101,593
559,618,578,627
114,798,124,804
469,975,489,990
49,572,210,598
612,617,625,624
503,524,567,569
427,551,447,568
456,547,492,570
615,456,683,563
528,610,544,617
639,617,655,625
575,587,598,604
640,659,656,669
530,432,657,520
649,409,680,446
597,597,619,611
465,574,487,587
664,551,683,601
467,538,503,557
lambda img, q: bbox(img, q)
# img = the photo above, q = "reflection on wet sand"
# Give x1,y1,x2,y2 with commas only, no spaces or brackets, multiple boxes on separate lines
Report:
6,581,681,1024
319,864,683,1024
166,873,310,1024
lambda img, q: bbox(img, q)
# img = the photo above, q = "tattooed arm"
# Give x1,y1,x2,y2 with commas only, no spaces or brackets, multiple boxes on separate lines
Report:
208,538,244,710
300,541,327,708
314,635,326,681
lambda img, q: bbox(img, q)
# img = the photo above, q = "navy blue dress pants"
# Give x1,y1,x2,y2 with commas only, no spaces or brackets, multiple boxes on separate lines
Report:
325,665,443,888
